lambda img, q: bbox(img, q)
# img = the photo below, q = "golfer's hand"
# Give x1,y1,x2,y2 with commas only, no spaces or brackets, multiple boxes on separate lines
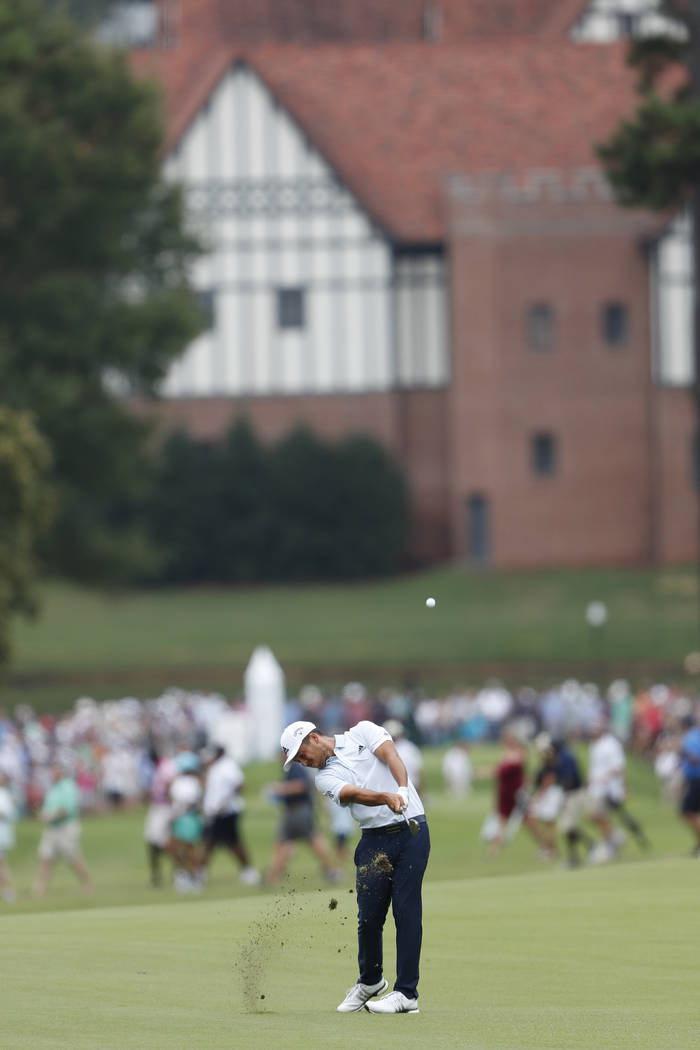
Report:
385,792,406,813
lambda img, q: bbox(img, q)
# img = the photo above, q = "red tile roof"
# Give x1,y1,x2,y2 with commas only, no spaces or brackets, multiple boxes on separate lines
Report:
135,0,590,110
254,42,638,241
132,38,642,241
133,38,637,243
538,0,594,35
153,0,585,43
428,0,583,37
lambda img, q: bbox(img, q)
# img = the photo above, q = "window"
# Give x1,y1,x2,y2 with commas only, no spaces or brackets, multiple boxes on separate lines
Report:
616,12,636,38
465,494,490,565
196,289,215,331
602,301,628,347
277,287,305,330
96,2,159,49
531,432,557,477
423,4,443,41
526,303,555,351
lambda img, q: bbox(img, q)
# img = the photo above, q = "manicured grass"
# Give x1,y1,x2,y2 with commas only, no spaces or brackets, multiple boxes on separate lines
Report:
2,747,697,1049
3,862,699,1050
5,565,700,709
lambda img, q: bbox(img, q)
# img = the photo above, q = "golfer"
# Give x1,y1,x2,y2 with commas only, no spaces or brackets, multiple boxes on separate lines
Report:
280,719,430,1014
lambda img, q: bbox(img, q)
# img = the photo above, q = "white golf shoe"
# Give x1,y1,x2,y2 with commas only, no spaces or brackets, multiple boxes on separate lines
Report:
336,978,389,1012
365,990,420,1014
587,841,613,865
609,829,626,855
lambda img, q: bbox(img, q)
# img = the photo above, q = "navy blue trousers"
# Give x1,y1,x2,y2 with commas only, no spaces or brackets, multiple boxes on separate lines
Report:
354,819,430,999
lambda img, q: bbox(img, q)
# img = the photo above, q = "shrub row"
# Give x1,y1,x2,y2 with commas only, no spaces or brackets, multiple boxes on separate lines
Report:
146,420,409,582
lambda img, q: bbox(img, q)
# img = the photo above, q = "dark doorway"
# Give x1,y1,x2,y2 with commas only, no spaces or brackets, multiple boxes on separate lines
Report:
466,493,490,565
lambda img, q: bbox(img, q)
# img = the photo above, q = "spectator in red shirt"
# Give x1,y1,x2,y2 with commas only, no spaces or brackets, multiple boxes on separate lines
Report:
477,727,527,855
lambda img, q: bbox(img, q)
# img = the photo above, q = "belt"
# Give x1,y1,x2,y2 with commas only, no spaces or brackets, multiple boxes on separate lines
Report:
361,815,427,837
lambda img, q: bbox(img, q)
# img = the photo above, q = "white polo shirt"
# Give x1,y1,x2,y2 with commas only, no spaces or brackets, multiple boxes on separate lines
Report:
315,720,424,830
203,755,245,819
588,732,626,803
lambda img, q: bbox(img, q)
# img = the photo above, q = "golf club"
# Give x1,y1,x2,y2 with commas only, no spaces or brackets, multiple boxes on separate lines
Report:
402,809,420,836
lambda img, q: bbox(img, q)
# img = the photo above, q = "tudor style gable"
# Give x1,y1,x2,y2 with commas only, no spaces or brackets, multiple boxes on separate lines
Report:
160,62,448,399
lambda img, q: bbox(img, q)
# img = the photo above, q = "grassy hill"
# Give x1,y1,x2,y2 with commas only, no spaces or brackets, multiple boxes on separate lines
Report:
3,564,699,711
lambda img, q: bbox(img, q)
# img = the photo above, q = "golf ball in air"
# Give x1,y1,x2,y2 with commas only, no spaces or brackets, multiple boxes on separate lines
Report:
425,597,436,608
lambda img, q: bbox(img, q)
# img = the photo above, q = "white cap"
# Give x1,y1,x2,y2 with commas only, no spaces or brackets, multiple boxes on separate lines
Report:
383,719,405,739
280,720,317,772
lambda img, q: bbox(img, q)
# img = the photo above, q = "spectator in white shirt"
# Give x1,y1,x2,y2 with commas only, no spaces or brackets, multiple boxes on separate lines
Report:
587,719,649,862
442,739,473,797
202,746,259,886
143,749,176,887
0,770,17,902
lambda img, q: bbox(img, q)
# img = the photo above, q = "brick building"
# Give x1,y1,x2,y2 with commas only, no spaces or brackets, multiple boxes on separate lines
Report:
446,171,694,567
123,0,696,567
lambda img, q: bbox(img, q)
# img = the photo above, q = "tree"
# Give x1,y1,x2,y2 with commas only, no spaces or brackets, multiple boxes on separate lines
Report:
266,426,344,580
0,0,203,579
599,1,700,628
147,421,275,583
40,0,115,29
332,434,409,576
146,430,221,583
598,4,700,208
598,3,700,551
266,426,408,580
145,422,409,583
0,408,54,668
213,421,276,581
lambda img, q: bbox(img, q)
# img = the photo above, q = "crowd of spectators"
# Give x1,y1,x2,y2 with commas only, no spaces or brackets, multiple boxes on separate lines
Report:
290,675,697,761
0,675,695,821
0,688,230,817
0,675,698,897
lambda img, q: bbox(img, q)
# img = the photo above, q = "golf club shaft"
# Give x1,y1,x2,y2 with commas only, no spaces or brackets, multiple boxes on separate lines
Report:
402,808,419,835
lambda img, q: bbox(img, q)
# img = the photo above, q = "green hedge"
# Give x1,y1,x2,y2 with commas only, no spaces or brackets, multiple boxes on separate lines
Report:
147,420,409,582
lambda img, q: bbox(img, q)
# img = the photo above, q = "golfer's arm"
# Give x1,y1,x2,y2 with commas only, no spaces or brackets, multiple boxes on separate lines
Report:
373,740,409,789
338,784,400,808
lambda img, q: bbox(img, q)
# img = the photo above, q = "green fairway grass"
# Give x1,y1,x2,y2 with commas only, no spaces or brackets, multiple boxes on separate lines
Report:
5,565,700,710
2,747,698,1049
2,860,698,1050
